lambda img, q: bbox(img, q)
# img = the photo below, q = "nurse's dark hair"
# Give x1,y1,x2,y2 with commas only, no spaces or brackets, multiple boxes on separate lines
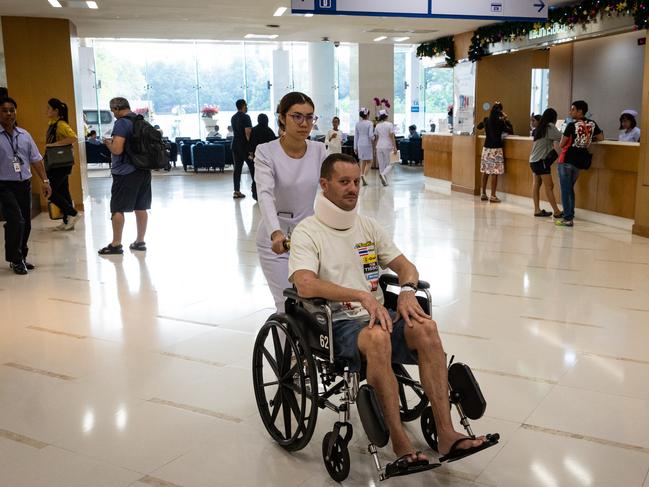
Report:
48,98,69,123
277,91,315,131
533,108,558,141
320,153,359,180
619,113,637,130
0,97,17,108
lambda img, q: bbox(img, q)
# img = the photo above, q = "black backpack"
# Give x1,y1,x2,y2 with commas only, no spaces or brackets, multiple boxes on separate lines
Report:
124,114,169,170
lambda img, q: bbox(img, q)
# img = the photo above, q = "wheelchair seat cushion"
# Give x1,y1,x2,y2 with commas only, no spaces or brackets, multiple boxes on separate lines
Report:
332,313,419,373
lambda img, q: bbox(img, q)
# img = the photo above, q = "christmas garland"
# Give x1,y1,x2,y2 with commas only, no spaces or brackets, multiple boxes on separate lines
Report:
416,35,457,66
468,0,647,62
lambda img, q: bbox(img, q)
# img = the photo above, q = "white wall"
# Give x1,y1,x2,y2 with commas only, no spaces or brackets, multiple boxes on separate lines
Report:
572,30,645,138
0,21,7,88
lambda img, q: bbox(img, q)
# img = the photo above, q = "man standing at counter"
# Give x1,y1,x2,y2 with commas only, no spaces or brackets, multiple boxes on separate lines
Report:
555,100,604,227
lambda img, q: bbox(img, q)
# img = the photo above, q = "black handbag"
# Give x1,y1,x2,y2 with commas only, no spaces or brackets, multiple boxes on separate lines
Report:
45,144,75,170
542,149,558,166
565,146,592,170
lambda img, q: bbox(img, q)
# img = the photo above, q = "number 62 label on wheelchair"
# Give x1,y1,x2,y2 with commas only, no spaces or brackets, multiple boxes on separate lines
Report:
319,334,330,350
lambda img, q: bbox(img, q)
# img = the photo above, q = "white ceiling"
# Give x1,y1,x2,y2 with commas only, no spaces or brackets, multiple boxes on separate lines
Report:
0,0,573,44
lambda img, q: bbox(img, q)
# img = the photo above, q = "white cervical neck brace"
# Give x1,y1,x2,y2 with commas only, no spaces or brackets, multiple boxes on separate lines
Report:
314,192,358,230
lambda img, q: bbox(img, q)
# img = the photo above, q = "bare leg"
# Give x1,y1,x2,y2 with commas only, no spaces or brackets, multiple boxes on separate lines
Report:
135,210,148,242
481,174,488,196
111,212,125,246
541,174,560,214
490,174,498,198
532,174,542,213
404,320,485,455
358,326,423,460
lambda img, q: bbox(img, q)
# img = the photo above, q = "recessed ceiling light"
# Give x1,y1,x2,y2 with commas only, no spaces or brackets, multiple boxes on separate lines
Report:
373,36,387,42
86,1,98,8
393,36,410,42
273,7,287,17
245,34,279,39
48,0,63,7
304,13,314,17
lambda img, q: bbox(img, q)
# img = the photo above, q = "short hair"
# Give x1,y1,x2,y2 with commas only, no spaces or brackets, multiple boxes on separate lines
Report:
236,99,247,110
409,124,417,131
572,100,588,116
620,113,637,130
214,125,220,131
0,97,17,108
320,153,359,180
88,130,97,136
109,97,130,110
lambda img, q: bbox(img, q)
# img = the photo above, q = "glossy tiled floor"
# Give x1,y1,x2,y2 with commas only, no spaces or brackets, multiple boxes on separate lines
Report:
1,166,649,487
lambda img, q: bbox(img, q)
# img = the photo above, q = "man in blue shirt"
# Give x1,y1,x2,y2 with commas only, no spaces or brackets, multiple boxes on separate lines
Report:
99,97,152,255
0,97,52,274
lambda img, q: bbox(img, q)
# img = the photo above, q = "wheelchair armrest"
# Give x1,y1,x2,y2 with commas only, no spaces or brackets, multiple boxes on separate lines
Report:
379,273,430,290
283,287,328,307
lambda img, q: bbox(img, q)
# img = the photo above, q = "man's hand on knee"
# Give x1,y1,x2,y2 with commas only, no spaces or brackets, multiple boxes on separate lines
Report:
360,292,393,333
396,291,431,328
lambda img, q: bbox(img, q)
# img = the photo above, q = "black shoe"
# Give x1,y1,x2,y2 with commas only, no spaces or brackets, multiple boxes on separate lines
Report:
129,241,147,251
24,261,35,270
10,261,28,275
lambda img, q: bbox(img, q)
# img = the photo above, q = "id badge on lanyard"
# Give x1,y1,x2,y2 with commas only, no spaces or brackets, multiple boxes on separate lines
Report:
4,131,23,176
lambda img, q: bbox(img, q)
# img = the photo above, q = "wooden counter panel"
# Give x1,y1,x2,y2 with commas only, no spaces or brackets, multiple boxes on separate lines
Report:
423,135,452,181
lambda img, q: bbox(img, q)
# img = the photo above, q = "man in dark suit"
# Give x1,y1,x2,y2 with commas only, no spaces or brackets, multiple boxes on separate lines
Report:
231,99,254,199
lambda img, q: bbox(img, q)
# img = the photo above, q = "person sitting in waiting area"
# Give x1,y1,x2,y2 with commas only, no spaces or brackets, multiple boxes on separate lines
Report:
86,130,102,145
226,125,234,138
408,124,420,139
618,110,640,142
289,153,492,467
207,125,222,138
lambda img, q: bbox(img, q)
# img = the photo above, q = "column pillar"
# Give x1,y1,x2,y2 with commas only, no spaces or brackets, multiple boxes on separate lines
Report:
358,44,394,122
308,42,336,132
1,16,85,211
633,40,649,238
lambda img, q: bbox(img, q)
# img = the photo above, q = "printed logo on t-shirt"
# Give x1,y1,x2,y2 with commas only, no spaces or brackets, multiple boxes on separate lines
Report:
572,120,596,149
355,240,379,291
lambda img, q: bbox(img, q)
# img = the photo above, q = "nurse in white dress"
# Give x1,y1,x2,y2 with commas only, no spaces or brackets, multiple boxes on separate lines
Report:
255,92,327,311
374,110,398,186
325,116,346,155
354,108,374,186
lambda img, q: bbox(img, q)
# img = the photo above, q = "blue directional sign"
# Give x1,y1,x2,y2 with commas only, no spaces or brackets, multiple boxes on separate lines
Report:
292,0,548,21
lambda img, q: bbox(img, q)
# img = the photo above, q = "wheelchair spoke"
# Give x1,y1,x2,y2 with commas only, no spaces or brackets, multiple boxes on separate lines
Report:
263,380,280,387
270,326,285,371
282,334,293,376
282,389,292,439
284,389,305,435
280,362,299,383
262,346,280,378
398,382,409,409
270,388,282,423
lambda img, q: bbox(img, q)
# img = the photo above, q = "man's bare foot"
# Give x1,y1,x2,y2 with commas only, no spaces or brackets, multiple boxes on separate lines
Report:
392,437,428,462
437,431,486,456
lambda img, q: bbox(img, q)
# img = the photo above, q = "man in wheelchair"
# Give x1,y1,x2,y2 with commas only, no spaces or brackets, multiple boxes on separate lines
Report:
287,153,496,472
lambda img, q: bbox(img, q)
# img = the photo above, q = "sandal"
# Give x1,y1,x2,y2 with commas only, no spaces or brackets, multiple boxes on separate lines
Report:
384,451,440,479
98,244,123,255
480,194,488,201
129,241,146,251
233,191,246,199
553,211,564,219
489,196,501,203
534,210,552,217
439,434,500,463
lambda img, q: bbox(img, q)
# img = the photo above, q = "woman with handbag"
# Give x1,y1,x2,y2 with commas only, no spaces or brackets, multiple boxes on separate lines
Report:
45,98,81,231
529,108,562,218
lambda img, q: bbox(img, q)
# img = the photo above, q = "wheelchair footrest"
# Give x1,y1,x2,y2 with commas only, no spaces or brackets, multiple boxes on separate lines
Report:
448,362,486,420
383,455,441,480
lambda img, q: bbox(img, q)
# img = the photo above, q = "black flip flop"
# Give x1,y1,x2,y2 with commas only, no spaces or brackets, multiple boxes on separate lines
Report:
129,241,147,251
534,210,552,217
98,244,124,255
384,451,440,479
439,434,500,463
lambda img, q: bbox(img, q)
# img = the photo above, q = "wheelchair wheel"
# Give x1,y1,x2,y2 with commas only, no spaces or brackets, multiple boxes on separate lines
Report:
393,364,429,422
322,432,350,482
421,406,439,451
252,315,318,452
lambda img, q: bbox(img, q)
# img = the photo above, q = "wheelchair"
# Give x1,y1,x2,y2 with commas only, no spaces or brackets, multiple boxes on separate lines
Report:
252,274,499,482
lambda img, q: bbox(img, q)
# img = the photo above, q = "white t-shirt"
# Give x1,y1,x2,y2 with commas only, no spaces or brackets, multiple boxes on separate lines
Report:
288,214,402,321
374,121,395,149
326,129,345,154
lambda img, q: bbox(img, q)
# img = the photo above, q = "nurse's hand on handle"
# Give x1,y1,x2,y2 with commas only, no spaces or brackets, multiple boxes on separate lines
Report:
271,230,289,255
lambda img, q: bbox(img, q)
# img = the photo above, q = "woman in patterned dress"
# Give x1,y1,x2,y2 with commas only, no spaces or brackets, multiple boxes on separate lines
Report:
477,102,513,202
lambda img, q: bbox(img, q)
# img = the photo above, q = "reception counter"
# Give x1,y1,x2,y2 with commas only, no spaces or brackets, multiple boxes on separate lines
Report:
423,133,640,219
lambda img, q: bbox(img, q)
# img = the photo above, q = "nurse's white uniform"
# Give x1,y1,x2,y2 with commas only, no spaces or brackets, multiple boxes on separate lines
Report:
354,120,374,161
255,138,327,311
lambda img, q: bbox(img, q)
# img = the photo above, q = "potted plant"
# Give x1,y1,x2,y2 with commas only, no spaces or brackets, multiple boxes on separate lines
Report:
201,104,220,130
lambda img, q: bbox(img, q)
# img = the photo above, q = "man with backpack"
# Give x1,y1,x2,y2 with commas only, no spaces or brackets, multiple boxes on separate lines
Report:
99,97,157,254
555,100,604,227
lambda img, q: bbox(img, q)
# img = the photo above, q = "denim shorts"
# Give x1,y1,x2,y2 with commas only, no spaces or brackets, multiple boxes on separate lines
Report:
332,312,418,372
